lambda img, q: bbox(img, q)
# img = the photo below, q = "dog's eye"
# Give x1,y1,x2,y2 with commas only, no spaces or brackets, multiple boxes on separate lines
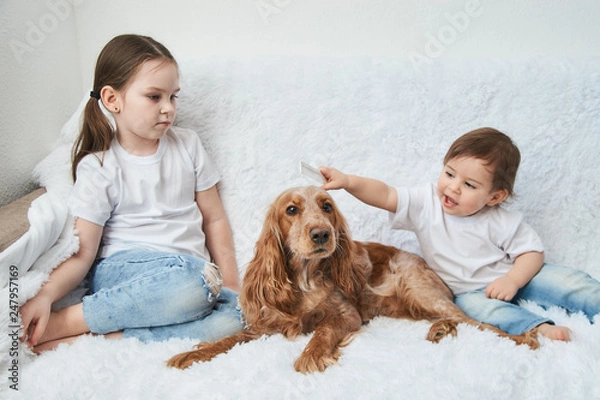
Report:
322,203,333,213
286,206,299,216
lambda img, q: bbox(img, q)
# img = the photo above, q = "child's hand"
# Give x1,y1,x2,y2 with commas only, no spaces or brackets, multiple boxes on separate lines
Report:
19,294,53,347
485,276,520,301
319,166,350,190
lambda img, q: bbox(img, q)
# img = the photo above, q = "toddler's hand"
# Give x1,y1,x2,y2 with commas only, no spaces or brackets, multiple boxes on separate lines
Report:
485,276,519,302
319,166,350,191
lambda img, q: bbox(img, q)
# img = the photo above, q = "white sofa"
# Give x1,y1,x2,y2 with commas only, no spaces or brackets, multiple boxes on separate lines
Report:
2,56,599,399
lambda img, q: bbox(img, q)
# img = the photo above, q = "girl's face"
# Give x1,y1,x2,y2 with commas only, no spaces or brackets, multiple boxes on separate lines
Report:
437,156,507,217
113,59,180,155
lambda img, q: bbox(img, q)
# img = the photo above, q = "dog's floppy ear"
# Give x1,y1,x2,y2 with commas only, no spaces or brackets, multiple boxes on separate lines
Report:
240,201,297,324
328,204,367,306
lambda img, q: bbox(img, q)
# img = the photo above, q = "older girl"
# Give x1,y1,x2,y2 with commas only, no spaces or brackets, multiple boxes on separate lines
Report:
20,34,243,351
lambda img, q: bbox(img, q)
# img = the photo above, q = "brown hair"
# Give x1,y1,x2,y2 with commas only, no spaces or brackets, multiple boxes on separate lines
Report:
443,127,521,197
71,34,177,181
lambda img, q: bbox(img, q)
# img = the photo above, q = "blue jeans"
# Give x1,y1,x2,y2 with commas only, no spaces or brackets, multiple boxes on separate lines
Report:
82,250,244,342
455,264,600,335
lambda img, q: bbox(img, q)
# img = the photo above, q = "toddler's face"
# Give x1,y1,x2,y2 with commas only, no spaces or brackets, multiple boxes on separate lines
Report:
437,156,507,217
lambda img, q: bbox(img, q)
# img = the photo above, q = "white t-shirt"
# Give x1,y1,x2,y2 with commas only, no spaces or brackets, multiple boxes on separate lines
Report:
69,127,220,260
389,183,544,295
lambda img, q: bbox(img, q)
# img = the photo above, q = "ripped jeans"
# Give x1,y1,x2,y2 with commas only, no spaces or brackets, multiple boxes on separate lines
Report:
82,249,244,342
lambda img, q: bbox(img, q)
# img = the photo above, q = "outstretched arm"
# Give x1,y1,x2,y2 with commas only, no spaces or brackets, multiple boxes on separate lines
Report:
319,166,398,213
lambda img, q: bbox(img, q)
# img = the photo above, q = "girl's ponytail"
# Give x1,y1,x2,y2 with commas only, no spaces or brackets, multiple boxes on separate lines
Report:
71,96,114,182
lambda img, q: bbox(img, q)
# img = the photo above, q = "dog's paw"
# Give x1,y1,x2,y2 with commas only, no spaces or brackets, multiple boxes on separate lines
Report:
514,328,540,350
294,347,341,374
427,320,458,343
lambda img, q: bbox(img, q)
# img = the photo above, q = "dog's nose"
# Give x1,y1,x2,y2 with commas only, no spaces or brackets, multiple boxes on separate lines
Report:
310,227,330,245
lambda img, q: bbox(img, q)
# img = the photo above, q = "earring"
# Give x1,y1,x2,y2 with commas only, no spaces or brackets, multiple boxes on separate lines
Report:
114,107,119,112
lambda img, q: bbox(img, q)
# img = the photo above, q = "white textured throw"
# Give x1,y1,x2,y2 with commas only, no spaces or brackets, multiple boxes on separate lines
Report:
1,57,599,399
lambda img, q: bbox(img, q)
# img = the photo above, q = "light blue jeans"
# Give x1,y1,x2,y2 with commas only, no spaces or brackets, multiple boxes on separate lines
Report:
82,249,244,342
455,264,600,335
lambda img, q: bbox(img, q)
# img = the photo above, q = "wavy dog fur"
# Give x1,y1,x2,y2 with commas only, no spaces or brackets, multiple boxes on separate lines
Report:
168,186,539,373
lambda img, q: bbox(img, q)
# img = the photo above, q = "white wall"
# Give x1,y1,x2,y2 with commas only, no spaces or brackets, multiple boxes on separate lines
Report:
0,0,81,206
72,0,600,89
2,0,600,206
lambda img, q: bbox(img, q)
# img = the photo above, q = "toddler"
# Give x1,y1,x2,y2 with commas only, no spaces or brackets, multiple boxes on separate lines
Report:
321,127,600,341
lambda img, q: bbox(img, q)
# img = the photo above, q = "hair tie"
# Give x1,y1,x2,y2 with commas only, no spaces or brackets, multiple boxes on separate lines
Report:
90,90,101,100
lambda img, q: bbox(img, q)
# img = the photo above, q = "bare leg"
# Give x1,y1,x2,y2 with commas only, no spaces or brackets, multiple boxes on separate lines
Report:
27,302,125,353
537,323,571,341
33,331,123,353
32,335,81,353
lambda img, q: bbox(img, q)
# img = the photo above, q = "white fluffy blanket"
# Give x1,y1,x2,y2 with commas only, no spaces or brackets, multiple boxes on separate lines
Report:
1,57,599,399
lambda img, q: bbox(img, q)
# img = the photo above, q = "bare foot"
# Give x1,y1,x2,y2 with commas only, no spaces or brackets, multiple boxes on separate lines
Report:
537,323,571,341
33,335,83,353
36,303,90,345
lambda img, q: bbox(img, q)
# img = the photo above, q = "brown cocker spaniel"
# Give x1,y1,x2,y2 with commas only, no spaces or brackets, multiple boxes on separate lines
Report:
168,186,539,373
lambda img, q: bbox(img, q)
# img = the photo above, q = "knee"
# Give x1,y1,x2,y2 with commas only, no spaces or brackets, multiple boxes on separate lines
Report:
455,290,488,310
156,257,225,322
455,291,508,320
176,255,224,300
